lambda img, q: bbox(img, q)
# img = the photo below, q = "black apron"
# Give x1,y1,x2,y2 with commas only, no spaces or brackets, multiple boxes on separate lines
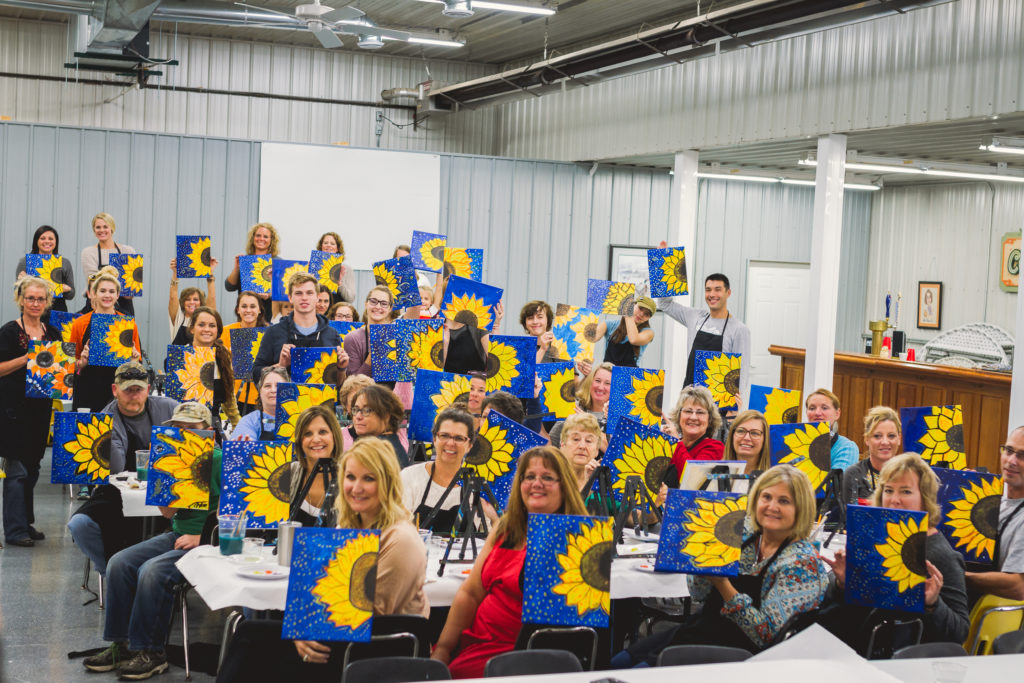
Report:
81,244,134,316
71,316,122,412
171,322,192,346
413,463,461,533
603,319,639,368
443,324,487,374
258,415,277,441
684,314,729,386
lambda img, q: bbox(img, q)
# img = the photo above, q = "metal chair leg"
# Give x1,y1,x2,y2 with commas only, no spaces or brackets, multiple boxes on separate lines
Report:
218,610,245,673
181,588,191,681
97,573,105,609
81,557,91,589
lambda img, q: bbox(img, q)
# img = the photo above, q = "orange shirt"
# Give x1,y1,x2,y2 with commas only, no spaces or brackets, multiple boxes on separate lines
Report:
67,310,141,360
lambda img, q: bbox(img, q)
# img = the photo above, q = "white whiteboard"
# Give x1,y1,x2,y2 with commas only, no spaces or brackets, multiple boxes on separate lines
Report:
259,143,441,270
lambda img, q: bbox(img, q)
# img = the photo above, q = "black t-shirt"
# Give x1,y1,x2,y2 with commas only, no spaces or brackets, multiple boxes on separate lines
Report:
121,409,153,472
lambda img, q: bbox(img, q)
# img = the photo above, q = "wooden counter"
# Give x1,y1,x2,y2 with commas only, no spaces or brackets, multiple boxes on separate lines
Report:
769,345,1012,472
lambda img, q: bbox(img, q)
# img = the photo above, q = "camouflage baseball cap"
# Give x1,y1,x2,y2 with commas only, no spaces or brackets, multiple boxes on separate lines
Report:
114,360,149,390
165,402,212,426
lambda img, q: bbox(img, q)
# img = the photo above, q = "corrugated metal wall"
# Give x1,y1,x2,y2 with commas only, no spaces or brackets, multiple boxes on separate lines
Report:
493,0,1024,161
866,182,1020,348
0,16,498,155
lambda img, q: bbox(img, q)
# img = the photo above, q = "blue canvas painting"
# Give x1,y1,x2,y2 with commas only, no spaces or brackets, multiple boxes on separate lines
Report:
586,278,635,316
552,304,602,362
328,321,363,337
768,421,833,491
443,247,483,282
51,412,112,485
176,235,212,278
48,309,77,344
397,318,444,377
87,313,136,367
607,366,664,433
271,259,309,302
163,344,216,405
109,253,144,297
368,323,403,382
523,514,614,628
654,488,747,576
291,347,341,385
441,275,503,332
308,250,346,295
372,256,420,309
469,410,547,509
146,426,216,509
220,440,294,528
238,255,273,295
229,327,266,381
26,340,75,400
411,230,446,272
409,369,471,442
535,361,576,420
605,417,677,504
934,468,1003,565
282,528,380,642
485,335,536,397
901,405,966,470
647,246,688,297
275,383,337,440
25,253,64,298
749,385,802,425
693,350,742,409
846,504,927,613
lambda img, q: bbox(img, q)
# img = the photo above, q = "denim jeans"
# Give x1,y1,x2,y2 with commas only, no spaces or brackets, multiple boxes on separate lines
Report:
67,513,109,575
3,459,39,542
103,532,186,652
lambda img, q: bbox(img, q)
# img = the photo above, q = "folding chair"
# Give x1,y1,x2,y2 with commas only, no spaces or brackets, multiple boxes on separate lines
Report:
892,642,968,659
484,649,583,677
656,644,751,667
342,656,450,683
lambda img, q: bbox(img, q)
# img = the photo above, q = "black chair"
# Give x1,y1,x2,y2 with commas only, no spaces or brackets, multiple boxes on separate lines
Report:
342,656,450,683
892,642,968,659
656,644,752,667
993,630,1024,655
767,609,821,647
165,582,193,681
341,614,433,669
484,649,583,677
864,613,924,659
514,625,599,670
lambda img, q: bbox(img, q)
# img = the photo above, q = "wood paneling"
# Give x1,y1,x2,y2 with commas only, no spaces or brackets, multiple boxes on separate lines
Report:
770,346,1012,473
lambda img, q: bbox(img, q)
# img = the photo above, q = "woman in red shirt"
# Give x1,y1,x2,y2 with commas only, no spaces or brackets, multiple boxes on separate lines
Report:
660,385,724,491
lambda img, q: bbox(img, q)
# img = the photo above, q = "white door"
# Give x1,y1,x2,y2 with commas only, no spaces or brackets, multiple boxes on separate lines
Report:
744,261,810,388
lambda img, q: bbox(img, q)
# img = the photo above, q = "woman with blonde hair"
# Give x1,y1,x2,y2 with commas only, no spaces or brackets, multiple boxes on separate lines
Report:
167,258,218,344
804,388,859,470
660,385,724,489
725,410,772,476
80,212,137,315
224,222,279,325
842,405,902,505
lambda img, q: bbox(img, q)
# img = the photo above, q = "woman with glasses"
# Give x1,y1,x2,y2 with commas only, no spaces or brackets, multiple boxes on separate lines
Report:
432,446,587,678
346,384,409,467
16,225,75,313
326,301,359,323
1,277,62,546
659,386,725,491
726,410,771,476
343,285,420,379
231,366,289,441
401,406,476,532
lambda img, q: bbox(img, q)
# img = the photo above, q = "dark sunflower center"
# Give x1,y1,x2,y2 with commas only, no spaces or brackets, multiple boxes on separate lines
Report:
430,245,445,261
674,258,687,282
723,369,740,396
970,495,1001,541
132,266,143,284
464,437,491,466
443,261,456,278
191,450,213,494
583,323,598,342
199,361,216,391
643,456,671,494
62,342,76,356
429,341,444,369
267,463,292,504
484,352,500,378
261,265,273,283
64,373,75,389
119,329,134,349
35,351,54,369
946,424,965,453
374,273,389,287
901,531,928,577
454,310,479,328
808,433,833,472
92,431,112,469
559,378,576,403
645,385,664,418
350,552,378,612
782,406,799,423
328,263,343,284
580,540,613,592
323,363,340,386
200,247,211,268
714,509,746,549
617,298,635,316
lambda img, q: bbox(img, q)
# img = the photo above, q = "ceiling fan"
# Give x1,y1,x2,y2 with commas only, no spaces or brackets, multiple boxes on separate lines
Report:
235,1,410,49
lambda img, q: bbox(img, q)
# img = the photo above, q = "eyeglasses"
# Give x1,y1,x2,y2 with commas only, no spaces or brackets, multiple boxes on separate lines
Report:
734,428,764,439
436,433,470,444
22,296,47,304
366,297,391,309
681,408,709,418
1001,445,1024,461
522,473,560,486
351,407,377,417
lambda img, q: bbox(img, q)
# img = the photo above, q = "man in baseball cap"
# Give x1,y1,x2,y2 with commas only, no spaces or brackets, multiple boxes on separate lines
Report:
163,401,212,427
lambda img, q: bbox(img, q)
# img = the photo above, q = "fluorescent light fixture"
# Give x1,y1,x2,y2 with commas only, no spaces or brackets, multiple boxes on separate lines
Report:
980,135,1024,156
474,1,556,14
801,155,1024,183
407,36,466,47
780,178,815,186
781,178,880,191
696,172,778,183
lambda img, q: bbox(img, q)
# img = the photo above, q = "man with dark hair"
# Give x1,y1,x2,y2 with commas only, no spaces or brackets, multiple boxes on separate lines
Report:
481,391,526,425
656,269,751,405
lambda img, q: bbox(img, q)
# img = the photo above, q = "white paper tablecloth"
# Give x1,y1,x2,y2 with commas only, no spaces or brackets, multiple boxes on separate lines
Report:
108,474,162,518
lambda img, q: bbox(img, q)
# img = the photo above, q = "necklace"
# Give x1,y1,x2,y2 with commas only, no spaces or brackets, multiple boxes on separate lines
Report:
20,315,44,341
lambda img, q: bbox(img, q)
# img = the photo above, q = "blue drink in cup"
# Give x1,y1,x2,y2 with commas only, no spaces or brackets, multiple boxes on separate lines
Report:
218,513,247,556
135,449,150,482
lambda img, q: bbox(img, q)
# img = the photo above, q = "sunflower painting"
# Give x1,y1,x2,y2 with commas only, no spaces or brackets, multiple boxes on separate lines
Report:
647,246,689,297
537,361,577,420
655,489,748,576
935,468,1003,565
176,235,212,278
309,250,346,294
608,367,664,432
586,279,636,316
51,412,113,484
748,385,801,425
291,347,341,386
368,323,404,382
26,340,75,400
399,318,445,375
283,528,380,642
442,246,484,282
550,304,582,360
901,405,967,470
372,256,420,308
408,370,471,442
220,440,294,528
441,275,503,332
163,345,216,405
552,304,603,361
229,327,267,381
846,504,927,612
411,230,447,273
147,426,217,509
328,321,364,337
109,253,144,297
48,310,77,344
88,314,136,367
523,514,614,627
466,410,546,508
25,253,64,297
275,383,338,440
271,259,310,302
769,421,833,491
239,255,273,295
484,335,535,396
693,351,742,408
605,417,678,504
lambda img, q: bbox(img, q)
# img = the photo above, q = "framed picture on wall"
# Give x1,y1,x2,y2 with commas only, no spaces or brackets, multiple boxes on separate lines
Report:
608,244,656,294
917,281,942,330
1000,231,1020,292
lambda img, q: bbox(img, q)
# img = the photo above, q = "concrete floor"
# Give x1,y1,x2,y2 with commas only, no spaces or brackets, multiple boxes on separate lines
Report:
1,451,224,683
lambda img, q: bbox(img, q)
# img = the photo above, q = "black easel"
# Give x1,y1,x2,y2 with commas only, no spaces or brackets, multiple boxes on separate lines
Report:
289,459,337,527
816,468,845,547
421,467,499,577
612,475,662,554
697,464,758,492
582,465,614,516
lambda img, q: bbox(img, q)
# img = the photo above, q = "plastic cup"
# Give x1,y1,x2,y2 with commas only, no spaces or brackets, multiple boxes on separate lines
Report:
418,529,431,562
241,537,265,563
218,513,247,556
931,661,967,683
135,450,150,483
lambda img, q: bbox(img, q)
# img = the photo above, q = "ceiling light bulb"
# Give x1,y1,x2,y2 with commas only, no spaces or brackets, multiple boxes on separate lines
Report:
443,0,474,18
357,33,384,49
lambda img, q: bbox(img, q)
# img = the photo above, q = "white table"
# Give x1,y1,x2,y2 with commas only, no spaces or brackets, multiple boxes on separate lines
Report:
872,654,1024,683
108,473,162,518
